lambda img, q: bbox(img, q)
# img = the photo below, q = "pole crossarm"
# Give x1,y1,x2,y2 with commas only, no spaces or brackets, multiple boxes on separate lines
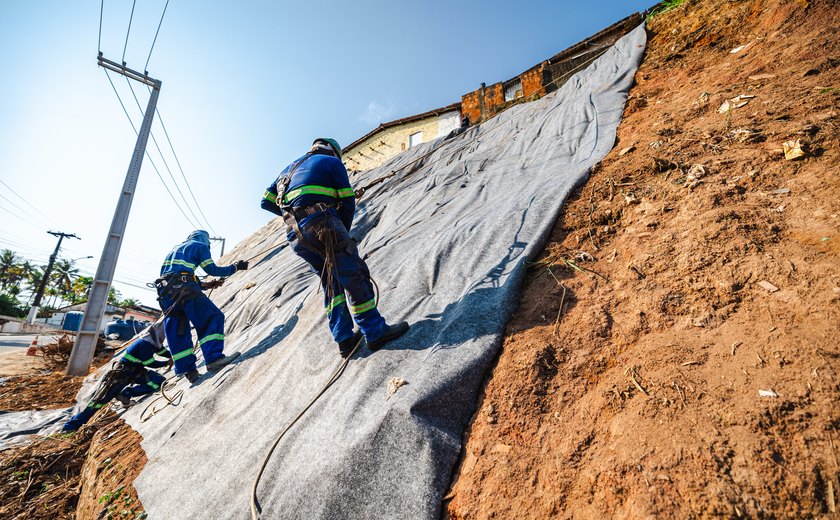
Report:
97,54,159,88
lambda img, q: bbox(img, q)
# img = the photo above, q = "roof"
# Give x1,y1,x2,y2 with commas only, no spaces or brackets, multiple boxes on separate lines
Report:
343,102,462,153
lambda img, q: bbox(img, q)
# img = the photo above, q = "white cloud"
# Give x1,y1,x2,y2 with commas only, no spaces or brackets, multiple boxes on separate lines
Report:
359,100,395,126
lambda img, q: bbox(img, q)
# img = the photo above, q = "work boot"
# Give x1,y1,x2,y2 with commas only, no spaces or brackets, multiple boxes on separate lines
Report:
115,393,131,407
184,369,200,384
337,330,364,359
206,351,241,371
367,322,410,352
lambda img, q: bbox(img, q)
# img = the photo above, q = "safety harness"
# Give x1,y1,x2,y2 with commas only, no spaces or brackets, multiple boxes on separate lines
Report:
275,153,349,309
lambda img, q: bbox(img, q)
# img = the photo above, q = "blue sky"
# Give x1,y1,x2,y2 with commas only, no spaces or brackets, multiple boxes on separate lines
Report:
0,0,652,305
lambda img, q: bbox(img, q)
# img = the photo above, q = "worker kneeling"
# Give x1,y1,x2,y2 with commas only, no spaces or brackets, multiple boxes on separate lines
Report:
261,138,409,358
156,230,247,383
63,324,170,431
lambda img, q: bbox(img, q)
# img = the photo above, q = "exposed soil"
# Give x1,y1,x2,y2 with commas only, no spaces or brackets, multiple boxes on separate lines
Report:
447,0,840,518
0,336,145,519
0,411,145,520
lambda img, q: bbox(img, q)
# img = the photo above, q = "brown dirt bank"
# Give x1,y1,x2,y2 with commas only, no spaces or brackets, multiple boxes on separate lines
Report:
447,0,840,518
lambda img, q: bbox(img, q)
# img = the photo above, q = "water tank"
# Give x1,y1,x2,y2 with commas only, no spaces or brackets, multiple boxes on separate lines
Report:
104,319,146,340
62,311,84,332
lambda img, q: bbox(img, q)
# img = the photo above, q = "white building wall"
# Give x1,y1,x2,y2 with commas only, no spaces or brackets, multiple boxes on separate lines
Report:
436,110,461,138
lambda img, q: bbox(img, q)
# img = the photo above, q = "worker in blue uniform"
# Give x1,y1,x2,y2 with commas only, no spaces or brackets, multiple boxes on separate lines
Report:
63,323,170,431
261,138,409,358
156,230,247,382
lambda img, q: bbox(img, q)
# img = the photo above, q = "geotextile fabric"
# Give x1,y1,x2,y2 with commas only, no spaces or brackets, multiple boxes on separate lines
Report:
0,24,646,518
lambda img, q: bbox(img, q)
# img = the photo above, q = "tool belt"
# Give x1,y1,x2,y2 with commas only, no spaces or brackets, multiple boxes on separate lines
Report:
154,272,202,309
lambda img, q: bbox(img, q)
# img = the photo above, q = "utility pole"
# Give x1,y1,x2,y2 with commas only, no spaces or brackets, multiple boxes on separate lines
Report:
26,231,79,324
67,55,161,376
210,236,226,257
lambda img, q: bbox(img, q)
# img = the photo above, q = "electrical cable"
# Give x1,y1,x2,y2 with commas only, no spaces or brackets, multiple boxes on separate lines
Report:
144,0,170,72
0,192,53,230
97,0,104,54
0,205,48,233
103,69,200,229
0,180,60,228
125,78,206,230
152,102,219,235
122,0,137,63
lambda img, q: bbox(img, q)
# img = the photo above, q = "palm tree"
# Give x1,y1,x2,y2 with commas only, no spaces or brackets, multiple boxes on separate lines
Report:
70,276,93,304
0,249,20,290
120,297,141,308
51,259,79,307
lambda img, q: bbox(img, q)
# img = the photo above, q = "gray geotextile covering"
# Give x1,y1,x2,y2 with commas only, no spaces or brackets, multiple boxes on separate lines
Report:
124,24,646,519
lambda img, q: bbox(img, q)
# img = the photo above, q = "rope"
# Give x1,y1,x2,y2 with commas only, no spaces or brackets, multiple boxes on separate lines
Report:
249,278,380,520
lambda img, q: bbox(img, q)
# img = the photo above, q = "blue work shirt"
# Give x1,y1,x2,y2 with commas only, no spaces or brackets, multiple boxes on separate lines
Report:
121,322,170,368
261,152,356,231
160,238,236,278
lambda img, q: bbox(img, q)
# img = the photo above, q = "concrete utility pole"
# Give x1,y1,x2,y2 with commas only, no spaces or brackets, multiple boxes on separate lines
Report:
210,236,226,257
26,231,80,324
67,55,161,376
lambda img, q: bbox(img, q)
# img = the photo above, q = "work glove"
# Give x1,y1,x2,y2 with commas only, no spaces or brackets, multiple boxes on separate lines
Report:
235,260,249,271
203,278,225,290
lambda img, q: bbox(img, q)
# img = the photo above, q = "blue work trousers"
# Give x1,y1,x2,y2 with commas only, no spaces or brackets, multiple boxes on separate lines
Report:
291,212,387,343
63,366,164,431
160,286,226,374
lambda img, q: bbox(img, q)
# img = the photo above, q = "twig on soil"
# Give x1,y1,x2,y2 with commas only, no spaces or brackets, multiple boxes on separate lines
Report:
672,381,686,408
552,285,568,338
587,184,601,252
625,366,649,396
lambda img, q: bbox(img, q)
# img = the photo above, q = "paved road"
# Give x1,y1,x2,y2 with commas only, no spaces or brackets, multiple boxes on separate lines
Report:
0,334,57,356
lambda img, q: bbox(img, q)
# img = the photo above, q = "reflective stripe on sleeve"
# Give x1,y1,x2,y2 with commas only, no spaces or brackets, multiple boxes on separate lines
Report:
88,402,105,410
350,299,376,315
146,380,160,390
263,190,277,203
337,188,355,198
199,258,215,268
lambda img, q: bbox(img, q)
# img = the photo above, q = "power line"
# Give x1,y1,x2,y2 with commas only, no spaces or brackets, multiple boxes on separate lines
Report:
97,0,104,54
0,179,59,227
0,204,48,233
103,69,200,229
152,103,219,235
124,78,205,230
0,191,53,230
144,0,170,72
122,0,137,64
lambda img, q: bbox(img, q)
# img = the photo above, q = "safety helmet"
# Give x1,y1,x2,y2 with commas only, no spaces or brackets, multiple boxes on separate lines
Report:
312,137,342,160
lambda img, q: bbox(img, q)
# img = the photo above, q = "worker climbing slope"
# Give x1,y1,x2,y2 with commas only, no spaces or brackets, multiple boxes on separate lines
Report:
261,138,409,357
156,230,248,382
63,323,170,431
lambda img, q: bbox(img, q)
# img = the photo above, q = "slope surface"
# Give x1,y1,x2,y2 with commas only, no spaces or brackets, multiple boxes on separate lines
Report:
122,25,646,520
446,0,840,517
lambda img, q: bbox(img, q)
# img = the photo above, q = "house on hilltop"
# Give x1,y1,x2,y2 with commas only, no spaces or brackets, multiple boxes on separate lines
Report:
342,102,463,173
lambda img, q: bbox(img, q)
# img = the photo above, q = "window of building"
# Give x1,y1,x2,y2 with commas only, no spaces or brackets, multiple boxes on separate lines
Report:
409,131,423,148
504,80,522,102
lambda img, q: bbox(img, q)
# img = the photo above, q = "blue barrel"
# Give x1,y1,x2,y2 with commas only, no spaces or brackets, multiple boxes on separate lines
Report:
62,311,84,332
